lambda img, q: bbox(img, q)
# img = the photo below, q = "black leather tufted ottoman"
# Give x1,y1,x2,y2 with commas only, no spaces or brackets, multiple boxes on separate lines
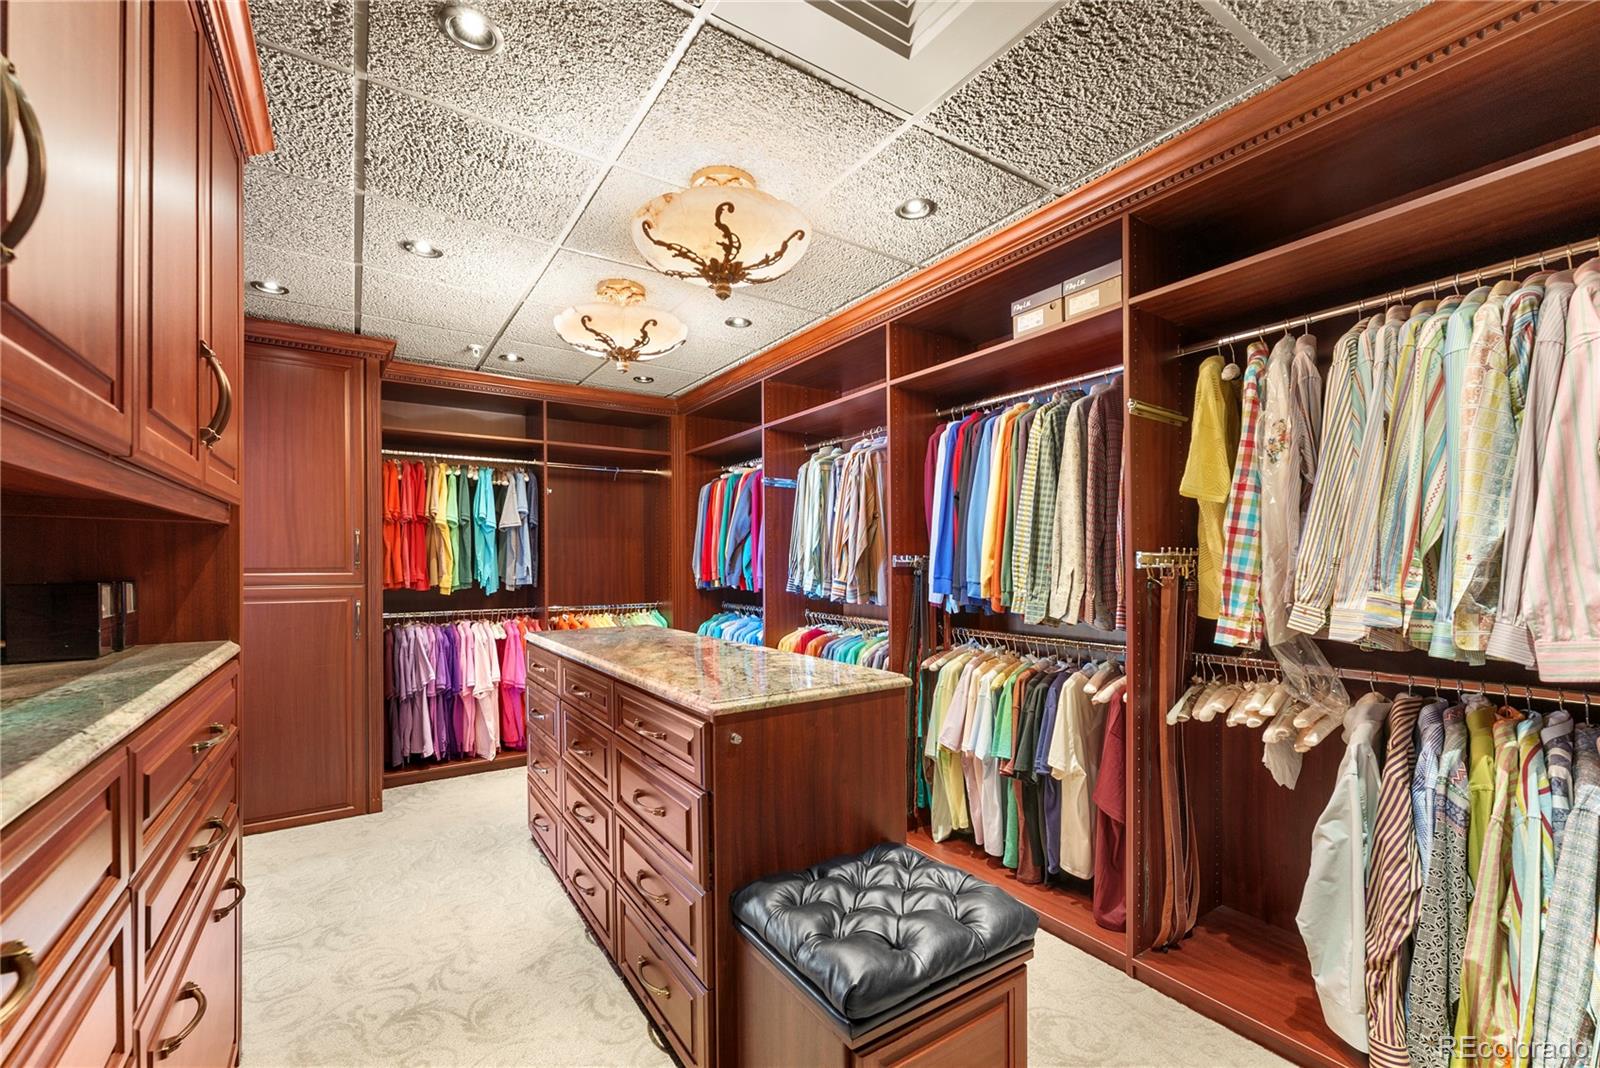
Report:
730,842,1038,1067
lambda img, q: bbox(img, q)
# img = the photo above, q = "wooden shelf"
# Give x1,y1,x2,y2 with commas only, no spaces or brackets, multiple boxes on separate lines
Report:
1132,907,1362,1068
383,749,527,789
765,382,886,443
1130,132,1600,331
890,306,1123,406
545,440,671,467
908,829,1127,969
382,426,543,453
687,424,762,463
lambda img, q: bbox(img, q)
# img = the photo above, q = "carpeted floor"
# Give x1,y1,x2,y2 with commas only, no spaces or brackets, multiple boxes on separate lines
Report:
243,769,1286,1067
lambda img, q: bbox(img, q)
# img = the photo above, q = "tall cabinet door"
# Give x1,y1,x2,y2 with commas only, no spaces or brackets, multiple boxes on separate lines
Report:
201,75,243,502
0,0,138,455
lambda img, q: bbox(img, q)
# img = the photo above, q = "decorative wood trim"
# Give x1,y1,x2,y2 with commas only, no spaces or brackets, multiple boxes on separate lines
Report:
379,360,677,416
194,0,274,155
244,318,397,361
679,0,1561,411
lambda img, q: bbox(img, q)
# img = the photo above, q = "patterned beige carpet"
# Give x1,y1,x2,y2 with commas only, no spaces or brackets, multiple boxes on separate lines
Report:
243,769,1286,1067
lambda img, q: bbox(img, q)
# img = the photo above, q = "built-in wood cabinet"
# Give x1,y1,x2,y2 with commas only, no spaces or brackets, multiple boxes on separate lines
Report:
202,68,245,503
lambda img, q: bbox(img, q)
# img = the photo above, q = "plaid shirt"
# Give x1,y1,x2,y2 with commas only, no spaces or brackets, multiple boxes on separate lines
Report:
1367,696,1427,1068
1215,343,1269,648
1531,729,1598,1068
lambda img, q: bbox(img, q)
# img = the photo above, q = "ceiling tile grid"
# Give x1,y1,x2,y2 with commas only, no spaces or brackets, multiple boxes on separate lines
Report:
242,0,1426,396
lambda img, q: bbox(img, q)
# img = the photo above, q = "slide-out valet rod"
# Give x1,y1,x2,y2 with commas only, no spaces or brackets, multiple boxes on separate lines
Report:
806,425,886,452
805,609,889,631
382,446,668,477
952,627,1127,656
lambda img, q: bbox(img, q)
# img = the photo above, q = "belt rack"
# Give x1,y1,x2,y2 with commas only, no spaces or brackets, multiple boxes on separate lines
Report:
951,627,1126,657
804,610,889,631
1135,548,1199,576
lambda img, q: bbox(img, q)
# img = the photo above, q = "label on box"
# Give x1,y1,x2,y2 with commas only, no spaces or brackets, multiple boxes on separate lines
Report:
1068,290,1102,316
1015,307,1047,333
1010,284,1062,317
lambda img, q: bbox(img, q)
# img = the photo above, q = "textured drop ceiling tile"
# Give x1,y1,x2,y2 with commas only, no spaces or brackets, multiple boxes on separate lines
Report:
1220,0,1413,67
244,245,355,309
367,1,691,157
362,194,549,300
486,339,603,384
255,48,356,187
360,316,491,366
515,250,703,326
364,86,598,241
926,0,1267,189
808,128,1046,264
580,363,700,396
362,267,520,336
249,0,355,68
753,233,912,313
618,26,901,203
244,166,354,262
671,290,814,353
565,168,680,269
244,293,354,332
646,337,752,379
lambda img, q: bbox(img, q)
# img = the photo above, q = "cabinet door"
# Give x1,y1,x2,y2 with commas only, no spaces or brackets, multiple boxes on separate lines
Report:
142,847,239,1068
242,346,366,584
0,0,137,455
201,74,243,502
240,586,366,832
136,0,206,488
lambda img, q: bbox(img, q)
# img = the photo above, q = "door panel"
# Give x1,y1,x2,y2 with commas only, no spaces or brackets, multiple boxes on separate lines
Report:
201,75,243,501
142,846,239,1068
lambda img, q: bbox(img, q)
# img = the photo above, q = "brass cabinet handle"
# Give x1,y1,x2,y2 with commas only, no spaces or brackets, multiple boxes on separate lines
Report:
1,53,47,265
634,958,671,999
571,872,597,898
188,818,227,860
531,815,551,833
529,709,548,720
211,877,246,921
530,663,549,675
633,870,669,907
0,941,38,1025
155,981,208,1058
628,718,668,741
191,722,229,754
569,801,596,825
569,744,595,758
568,686,591,699
631,790,668,818
530,761,551,777
197,341,232,447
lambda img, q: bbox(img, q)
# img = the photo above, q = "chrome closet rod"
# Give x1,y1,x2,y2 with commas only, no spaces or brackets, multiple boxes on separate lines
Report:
545,601,665,613
382,606,541,622
722,457,762,472
952,627,1126,655
720,601,763,615
804,609,889,631
1171,235,1600,360
382,447,668,477
935,364,1122,418
806,425,886,452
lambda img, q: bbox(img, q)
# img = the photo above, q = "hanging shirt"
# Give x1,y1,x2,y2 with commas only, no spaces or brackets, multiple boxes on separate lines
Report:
1180,355,1240,620
1216,343,1269,648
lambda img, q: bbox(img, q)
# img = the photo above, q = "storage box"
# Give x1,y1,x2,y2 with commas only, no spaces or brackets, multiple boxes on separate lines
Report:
115,580,138,651
1010,284,1063,338
1,582,118,663
1060,260,1122,323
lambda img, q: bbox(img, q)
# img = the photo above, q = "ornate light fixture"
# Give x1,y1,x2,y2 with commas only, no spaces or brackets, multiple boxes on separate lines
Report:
631,166,810,300
552,278,686,374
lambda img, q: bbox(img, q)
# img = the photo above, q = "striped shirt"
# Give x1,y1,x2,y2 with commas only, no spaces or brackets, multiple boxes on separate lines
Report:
1506,713,1553,1064
1259,334,1322,645
1431,286,1493,662
1530,728,1598,1068
1368,302,1438,627
1408,706,1472,1068
1021,400,1071,623
1367,694,1426,1068
1085,380,1124,630
1048,395,1093,623
1216,343,1269,647
1402,299,1463,647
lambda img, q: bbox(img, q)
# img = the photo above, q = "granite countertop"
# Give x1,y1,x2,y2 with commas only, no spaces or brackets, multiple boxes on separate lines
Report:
526,628,908,717
1,641,240,828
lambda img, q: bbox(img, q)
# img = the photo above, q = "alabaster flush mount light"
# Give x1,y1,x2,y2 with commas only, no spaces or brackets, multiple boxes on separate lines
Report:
553,278,687,374
632,166,810,300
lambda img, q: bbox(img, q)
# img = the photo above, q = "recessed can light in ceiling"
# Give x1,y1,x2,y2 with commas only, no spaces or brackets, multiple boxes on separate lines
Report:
632,375,655,384
401,238,444,259
498,351,523,362
894,197,937,220
724,316,752,329
249,279,289,296
435,3,503,53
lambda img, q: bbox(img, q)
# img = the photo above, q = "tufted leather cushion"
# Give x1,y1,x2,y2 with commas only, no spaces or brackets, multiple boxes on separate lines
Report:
732,843,1038,1022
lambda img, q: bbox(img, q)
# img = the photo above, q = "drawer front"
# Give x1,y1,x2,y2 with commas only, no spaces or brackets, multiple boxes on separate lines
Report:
526,781,561,869
617,822,708,983
0,755,128,1049
526,643,559,694
560,834,613,951
1,902,134,1068
615,746,706,886
138,748,237,980
525,683,558,746
618,895,708,1068
559,765,612,868
561,714,612,793
616,686,704,788
142,838,242,1068
527,735,560,801
130,664,239,855
558,660,612,726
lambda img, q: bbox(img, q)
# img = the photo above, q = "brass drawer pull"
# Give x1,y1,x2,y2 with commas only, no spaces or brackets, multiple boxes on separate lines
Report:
633,870,669,907
1,53,48,265
631,790,667,818
212,877,246,921
156,981,208,1058
529,709,548,720
198,341,232,447
191,722,229,754
531,815,552,833
572,872,598,898
188,818,227,860
627,718,668,741
568,685,591,699
531,762,551,777
634,958,671,999
569,744,595,758
0,941,38,1025
531,663,549,675
570,802,597,825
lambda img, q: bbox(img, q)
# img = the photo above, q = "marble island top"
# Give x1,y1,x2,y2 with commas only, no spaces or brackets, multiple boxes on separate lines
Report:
1,641,239,827
526,628,908,716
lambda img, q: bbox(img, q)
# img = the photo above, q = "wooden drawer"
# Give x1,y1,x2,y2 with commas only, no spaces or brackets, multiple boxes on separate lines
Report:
617,821,708,983
1,901,134,1068
561,713,612,794
615,744,707,886
526,780,561,869
525,683,558,746
619,895,709,1068
141,836,241,1068
527,735,560,802
136,746,237,985
558,659,612,727
559,765,612,869
526,642,559,694
130,663,238,858
617,686,705,788
561,833,614,952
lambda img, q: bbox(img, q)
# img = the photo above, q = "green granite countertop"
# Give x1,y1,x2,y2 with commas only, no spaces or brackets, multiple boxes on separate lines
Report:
526,627,907,717
1,641,239,827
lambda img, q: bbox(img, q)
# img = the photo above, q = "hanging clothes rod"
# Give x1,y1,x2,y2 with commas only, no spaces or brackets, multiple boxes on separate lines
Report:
1189,651,1598,711
804,609,889,631
952,627,1127,655
806,425,886,452
721,601,763,615
722,457,762,472
382,447,668,477
545,601,666,613
1171,235,1600,360
382,606,541,622
935,365,1121,418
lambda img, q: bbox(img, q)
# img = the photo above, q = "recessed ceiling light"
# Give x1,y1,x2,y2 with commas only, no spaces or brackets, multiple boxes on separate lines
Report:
632,375,655,384
895,197,937,220
435,4,503,53
724,316,752,329
499,351,523,362
249,279,289,296
401,238,444,259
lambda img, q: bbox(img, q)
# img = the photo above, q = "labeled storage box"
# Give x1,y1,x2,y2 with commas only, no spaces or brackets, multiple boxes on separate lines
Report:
1061,260,1122,323
1010,284,1063,338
